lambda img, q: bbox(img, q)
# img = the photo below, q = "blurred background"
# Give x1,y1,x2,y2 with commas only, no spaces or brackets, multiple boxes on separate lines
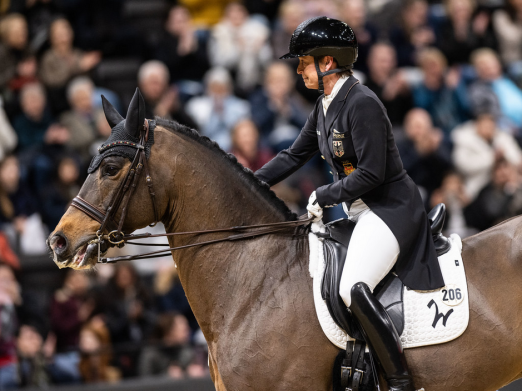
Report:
1,0,522,389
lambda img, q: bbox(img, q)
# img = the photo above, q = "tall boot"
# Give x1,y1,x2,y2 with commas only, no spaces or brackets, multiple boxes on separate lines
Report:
349,282,415,391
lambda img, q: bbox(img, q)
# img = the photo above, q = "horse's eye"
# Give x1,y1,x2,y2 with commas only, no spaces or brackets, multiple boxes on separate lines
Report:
104,165,119,177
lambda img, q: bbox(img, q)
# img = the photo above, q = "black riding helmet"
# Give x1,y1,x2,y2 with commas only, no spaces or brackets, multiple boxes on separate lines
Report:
281,16,358,93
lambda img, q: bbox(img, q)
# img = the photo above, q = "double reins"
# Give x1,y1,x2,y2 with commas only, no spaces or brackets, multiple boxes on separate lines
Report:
71,120,313,264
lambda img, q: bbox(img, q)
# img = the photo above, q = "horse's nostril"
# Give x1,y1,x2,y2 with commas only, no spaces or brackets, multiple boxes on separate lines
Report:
51,233,68,255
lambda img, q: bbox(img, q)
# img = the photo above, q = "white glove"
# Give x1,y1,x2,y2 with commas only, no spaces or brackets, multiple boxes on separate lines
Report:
307,191,323,222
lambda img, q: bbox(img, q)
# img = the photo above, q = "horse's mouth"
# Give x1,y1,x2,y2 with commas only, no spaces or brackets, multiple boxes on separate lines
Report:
55,240,106,270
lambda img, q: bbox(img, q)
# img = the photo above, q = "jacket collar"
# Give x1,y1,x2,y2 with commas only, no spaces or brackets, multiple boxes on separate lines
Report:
324,75,359,132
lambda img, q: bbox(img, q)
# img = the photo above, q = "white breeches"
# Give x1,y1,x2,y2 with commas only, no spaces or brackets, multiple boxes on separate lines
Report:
339,206,400,308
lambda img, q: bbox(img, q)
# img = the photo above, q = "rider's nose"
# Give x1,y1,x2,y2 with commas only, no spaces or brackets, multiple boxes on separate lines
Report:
50,233,68,256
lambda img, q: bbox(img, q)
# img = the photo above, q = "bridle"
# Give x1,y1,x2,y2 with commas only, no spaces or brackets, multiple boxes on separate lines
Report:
71,120,313,264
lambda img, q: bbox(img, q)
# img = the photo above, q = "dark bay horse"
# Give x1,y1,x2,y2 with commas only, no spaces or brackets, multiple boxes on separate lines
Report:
48,98,522,390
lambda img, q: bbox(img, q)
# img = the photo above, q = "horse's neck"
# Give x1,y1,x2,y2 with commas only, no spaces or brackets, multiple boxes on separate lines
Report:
159,131,305,346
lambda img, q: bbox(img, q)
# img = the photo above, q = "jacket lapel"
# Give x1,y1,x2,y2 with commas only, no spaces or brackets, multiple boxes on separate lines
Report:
324,76,359,132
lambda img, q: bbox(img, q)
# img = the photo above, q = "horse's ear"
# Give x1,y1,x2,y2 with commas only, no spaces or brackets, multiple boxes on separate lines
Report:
124,88,146,138
101,95,124,128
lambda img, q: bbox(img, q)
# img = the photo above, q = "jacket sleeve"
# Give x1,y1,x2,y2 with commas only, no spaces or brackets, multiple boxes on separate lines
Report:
316,95,387,207
254,105,319,186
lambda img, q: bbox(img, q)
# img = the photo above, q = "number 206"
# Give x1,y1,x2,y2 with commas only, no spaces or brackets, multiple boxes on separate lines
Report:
442,288,462,301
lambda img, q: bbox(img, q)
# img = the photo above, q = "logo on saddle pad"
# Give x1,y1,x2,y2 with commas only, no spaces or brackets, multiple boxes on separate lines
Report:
333,141,344,157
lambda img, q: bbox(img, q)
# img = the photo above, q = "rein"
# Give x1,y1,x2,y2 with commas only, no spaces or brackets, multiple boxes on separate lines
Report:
71,120,313,264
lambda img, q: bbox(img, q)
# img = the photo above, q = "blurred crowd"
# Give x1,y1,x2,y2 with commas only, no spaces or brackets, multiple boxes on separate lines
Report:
1,0,522,388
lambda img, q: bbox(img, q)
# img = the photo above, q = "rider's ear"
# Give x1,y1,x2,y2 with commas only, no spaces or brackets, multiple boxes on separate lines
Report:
102,95,124,128
124,88,146,138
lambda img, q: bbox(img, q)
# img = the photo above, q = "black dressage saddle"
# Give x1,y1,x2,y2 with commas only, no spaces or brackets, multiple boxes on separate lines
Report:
318,203,450,340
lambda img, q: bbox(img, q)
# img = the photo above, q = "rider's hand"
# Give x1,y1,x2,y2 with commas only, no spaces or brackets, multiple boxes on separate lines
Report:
307,191,323,222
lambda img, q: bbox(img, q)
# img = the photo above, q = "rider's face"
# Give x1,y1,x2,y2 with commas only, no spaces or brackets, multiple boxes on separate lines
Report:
297,56,319,89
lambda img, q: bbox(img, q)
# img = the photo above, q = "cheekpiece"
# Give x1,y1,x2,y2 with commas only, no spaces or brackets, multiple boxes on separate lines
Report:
87,119,156,174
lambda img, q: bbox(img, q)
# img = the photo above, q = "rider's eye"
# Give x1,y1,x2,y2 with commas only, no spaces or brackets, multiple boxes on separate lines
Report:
104,165,119,176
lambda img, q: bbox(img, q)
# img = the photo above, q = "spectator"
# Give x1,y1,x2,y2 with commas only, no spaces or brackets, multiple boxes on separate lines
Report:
138,61,198,129
0,98,17,161
452,111,522,200
89,110,113,157
0,155,37,229
50,270,93,353
186,67,250,151
412,48,470,137
209,2,272,94
492,0,522,74
79,319,120,383
8,55,39,95
437,0,496,66
12,82,53,152
249,61,309,149
39,18,101,89
231,119,274,171
465,157,522,231
365,43,414,127
60,77,99,158
138,312,203,379
0,263,20,390
98,264,155,377
468,48,522,134
430,171,472,238
271,1,305,59
177,0,231,26
340,0,378,75
397,108,453,202
0,13,29,89
155,6,210,91
16,324,51,388
390,0,436,67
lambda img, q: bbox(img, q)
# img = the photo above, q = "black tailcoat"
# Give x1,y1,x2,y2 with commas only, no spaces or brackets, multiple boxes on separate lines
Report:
255,76,444,290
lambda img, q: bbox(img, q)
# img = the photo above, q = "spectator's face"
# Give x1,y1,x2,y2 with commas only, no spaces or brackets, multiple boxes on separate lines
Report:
115,266,134,289
17,326,43,358
0,265,17,295
6,18,28,50
21,89,46,121
405,111,432,141
233,121,259,158
225,3,248,27
0,156,20,193
474,54,502,81
166,315,190,345
208,80,230,99
266,64,292,98
493,162,513,187
71,87,93,113
421,56,444,78
448,0,473,22
50,20,73,49
140,73,167,102
475,114,496,141
403,1,428,30
342,0,366,29
281,3,304,34
368,45,396,76
58,159,80,186
79,329,101,353
166,7,191,35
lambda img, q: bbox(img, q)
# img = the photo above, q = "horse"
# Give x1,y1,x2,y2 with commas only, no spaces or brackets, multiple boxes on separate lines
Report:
48,93,522,391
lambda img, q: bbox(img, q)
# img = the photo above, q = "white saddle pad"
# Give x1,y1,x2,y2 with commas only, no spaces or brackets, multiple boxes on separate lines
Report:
309,224,469,349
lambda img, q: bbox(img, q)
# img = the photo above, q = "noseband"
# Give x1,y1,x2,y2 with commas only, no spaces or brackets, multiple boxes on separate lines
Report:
70,120,312,264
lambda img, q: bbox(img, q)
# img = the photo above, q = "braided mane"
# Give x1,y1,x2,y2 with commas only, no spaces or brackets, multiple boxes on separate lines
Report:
155,118,297,222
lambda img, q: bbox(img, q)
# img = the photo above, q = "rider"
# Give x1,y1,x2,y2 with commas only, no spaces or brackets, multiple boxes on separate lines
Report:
255,17,444,391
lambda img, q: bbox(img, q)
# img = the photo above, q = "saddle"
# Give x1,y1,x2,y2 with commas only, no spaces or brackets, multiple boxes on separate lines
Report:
318,203,449,341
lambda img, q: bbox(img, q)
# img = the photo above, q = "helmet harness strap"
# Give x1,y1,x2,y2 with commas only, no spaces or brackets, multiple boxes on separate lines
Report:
314,57,352,94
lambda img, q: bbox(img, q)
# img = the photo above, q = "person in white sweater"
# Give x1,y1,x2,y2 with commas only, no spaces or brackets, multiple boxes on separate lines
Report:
452,113,522,200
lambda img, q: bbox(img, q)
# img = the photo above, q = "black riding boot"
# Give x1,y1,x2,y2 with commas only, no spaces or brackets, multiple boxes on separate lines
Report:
349,282,415,391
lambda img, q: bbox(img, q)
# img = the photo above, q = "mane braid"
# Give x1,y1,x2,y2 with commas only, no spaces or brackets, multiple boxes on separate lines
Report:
155,118,298,221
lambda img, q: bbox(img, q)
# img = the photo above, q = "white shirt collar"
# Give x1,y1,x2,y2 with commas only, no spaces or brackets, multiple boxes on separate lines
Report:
322,75,349,116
